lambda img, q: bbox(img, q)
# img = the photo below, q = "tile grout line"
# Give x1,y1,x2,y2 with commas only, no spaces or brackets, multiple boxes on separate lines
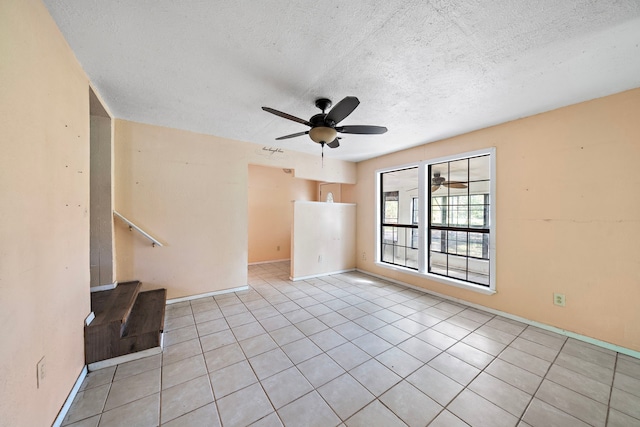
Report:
233,289,288,426
162,306,218,426
516,330,569,426
432,315,521,425
159,324,166,426
159,310,194,425
196,297,226,427
428,314,498,424
604,353,619,427
96,372,112,425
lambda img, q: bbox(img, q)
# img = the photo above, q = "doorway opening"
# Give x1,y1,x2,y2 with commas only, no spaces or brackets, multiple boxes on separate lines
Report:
247,165,317,264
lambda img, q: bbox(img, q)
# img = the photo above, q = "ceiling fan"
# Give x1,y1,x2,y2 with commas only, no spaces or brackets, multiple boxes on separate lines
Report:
262,96,387,149
431,172,468,192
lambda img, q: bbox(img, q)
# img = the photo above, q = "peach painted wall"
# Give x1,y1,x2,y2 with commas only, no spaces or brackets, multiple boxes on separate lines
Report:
248,165,317,263
114,120,355,299
355,88,640,352
0,0,91,425
341,184,356,203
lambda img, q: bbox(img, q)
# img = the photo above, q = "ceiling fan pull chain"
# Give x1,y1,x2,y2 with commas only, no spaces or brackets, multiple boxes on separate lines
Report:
321,142,324,168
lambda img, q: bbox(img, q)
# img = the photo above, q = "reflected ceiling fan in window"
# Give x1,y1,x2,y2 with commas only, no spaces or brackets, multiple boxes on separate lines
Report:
262,97,387,154
431,172,467,192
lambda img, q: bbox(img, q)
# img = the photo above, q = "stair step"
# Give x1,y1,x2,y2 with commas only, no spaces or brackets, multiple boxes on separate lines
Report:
85,281,166,364
90,281,141,327
118,289,166,355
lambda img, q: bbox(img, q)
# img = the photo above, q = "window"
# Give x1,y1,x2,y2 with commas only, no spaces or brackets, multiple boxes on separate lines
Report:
376,149,495,292
429,155,491,286
380,169,419,269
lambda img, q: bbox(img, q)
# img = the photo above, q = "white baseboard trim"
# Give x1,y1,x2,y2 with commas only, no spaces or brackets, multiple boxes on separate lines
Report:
90,281,118,293
248,259,290,265
166,286,250,304
85,311,95,326
52,365,88,427
88,346,163,371
290,268,356,282
356,269,640,360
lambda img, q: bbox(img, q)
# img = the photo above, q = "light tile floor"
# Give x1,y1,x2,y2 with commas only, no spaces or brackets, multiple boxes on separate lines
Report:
63,261,640,427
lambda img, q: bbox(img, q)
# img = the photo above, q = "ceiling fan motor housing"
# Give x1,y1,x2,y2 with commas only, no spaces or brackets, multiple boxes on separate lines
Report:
309,103,337,144
310,114,329,127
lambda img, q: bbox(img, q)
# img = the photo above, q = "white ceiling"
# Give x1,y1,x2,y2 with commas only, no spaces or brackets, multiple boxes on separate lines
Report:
44,0,640,162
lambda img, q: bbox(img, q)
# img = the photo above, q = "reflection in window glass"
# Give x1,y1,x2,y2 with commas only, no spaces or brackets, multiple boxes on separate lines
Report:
383,191,398,224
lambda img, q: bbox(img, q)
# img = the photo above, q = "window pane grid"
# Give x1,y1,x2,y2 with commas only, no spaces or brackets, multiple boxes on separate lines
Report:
429,229,489,260
381,225,419,270
380,168,419,270
379,153,491,288
427,154,491,286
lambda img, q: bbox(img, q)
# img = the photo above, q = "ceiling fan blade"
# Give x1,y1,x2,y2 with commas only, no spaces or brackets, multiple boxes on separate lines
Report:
326,96,359,124
444,182,468,188
337,125,388,134
431,185,441,192
327,138,340,148
262,107,312,127
275,131,309,140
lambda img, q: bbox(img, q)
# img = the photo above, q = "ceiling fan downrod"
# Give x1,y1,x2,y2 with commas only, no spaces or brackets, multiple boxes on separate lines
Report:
315,98,332,114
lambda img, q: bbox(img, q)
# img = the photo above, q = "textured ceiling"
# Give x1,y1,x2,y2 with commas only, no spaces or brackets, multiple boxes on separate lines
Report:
44,0,640,162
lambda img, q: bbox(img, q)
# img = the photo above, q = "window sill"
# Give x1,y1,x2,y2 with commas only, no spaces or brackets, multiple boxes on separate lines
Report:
374,262,496,295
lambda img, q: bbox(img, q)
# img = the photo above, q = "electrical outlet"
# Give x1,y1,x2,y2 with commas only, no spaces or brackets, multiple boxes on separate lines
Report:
318,255,322,263
37,356,46,388
553,293,566,307
362,251,367,261
277,245,280,251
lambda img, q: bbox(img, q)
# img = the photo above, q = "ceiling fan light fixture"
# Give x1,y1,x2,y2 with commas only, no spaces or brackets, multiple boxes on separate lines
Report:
309,126,337,144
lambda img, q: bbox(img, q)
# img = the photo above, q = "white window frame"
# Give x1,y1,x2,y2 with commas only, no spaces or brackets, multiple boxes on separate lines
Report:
375,148,496,295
